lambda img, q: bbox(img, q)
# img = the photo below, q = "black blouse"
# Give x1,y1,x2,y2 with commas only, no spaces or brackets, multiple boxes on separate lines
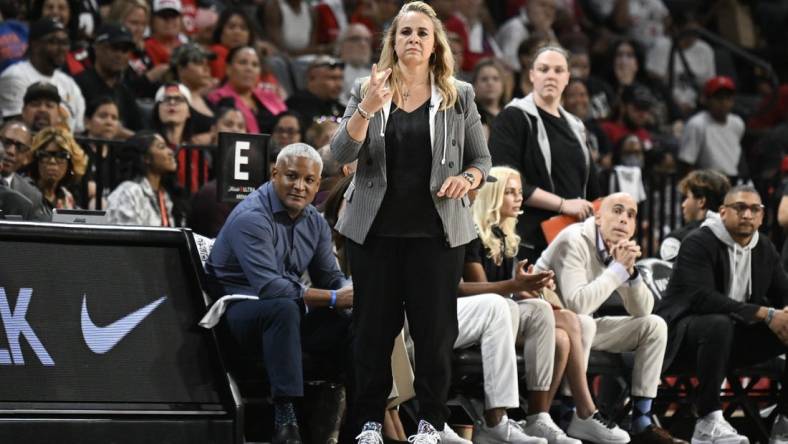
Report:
464,228,514,283
369,98,443,238
537,107,587,199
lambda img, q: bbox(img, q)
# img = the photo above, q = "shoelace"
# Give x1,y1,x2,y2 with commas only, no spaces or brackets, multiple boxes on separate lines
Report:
356,430,384,444
591,412,617,429
408,431,440,444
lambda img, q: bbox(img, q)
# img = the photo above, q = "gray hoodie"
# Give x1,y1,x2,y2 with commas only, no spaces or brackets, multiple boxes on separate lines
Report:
702,214,759,302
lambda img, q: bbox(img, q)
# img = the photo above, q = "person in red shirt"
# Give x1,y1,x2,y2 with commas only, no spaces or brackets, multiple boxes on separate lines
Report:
144,0,184,66
208,6,255,81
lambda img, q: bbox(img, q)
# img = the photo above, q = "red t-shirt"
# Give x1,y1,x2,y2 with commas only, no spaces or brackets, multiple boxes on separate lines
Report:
145,37,181,66
600,120,653,149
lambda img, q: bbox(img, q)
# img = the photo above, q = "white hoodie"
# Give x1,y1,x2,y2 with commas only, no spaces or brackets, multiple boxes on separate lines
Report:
702,215,759,302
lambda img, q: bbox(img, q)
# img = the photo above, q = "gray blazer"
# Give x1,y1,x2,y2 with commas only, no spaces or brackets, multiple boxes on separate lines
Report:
9,173,50,221
330,77,491,248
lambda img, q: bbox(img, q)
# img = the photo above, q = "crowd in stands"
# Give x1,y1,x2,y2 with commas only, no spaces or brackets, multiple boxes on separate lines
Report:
3,0,788,443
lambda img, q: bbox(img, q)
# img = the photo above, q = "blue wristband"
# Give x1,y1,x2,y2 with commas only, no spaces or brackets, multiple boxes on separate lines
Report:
329,290,337,309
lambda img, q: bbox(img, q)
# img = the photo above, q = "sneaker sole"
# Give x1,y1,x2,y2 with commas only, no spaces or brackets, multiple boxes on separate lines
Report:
473,432,547,444
565,430,629,444
691,437,749,444
523,427,581,444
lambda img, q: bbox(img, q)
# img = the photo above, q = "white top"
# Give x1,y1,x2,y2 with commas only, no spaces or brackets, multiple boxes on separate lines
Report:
279,0,312,52
646,37,716,108
106,177,175,227
678,110,745,177
0,60,86,132
589,0,668,49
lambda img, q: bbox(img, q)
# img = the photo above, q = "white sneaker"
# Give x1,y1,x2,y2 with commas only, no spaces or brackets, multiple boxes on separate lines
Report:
523,413,582,444
566,411,629,444
691,413,748,444
473,415,548,444
440,424,472,444
356,422,384,444
771,414,788,444
408,420,440,444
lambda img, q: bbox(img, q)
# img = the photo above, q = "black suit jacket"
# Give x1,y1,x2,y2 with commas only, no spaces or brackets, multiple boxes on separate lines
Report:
9,173,50,221
656,226,788,369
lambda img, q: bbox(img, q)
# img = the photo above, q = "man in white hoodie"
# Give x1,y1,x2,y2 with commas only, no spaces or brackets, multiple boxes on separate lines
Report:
658,185,788,444
536,192,684,444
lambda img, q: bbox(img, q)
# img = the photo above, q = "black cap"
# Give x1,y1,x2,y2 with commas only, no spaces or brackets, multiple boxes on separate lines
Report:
23,82,61,105
621,85,655,110
94,23,135,49
170,43,216,68
29,18,66,42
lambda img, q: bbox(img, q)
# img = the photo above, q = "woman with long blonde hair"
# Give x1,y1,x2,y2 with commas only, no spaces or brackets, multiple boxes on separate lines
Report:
330,2,490,443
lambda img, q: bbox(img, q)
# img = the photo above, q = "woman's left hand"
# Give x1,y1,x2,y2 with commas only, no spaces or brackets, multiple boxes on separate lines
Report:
437,175,471,199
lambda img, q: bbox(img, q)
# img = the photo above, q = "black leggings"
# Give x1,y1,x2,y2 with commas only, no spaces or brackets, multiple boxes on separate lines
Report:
347,236,464,431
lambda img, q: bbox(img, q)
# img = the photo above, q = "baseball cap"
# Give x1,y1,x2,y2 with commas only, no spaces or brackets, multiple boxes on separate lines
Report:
94,23,135,49
704,76,736,97
153,0,182,14
170,43,216,68
155,83,192,106
28,18,66,42
621,84,655,110
23,82,61,105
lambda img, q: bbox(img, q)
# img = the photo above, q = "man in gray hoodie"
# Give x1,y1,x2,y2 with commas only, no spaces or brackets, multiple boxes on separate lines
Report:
658,185,788,444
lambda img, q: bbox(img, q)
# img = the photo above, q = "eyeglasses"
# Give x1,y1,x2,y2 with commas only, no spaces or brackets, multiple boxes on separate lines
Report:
161,95,187,105
0,137,30,153
312,59,345,70
724,202,765,215
36,150,71,164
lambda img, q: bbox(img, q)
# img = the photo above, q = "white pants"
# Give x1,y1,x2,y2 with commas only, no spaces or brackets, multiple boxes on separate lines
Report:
514,298,556,391
592,315,668,398
455,294,519,409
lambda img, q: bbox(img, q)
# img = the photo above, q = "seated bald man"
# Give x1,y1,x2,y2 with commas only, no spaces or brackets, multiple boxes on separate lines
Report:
535,192,685,444
658,185,788,444
205,143,353,444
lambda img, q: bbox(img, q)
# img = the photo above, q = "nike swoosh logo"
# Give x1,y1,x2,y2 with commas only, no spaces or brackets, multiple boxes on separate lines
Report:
81,295,167,354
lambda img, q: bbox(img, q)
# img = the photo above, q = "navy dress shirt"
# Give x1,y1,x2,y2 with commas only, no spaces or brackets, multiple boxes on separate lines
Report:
205,181,345,299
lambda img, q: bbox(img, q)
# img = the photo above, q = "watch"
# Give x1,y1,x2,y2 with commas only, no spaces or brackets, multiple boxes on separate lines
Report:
460,171,475,186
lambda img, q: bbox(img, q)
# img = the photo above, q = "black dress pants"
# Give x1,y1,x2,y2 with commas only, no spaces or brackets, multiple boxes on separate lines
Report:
347,236,465,431
668,313,788,416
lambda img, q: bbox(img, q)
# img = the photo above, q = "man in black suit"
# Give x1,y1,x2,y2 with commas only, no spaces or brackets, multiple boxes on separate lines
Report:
0,120,49,220
0,139,35,220
657,185,788,444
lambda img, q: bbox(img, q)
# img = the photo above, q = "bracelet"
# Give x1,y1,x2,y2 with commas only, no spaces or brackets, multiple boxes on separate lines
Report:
356,104,373,120
766,307,775,325
558,198,565,214
329,290,337,309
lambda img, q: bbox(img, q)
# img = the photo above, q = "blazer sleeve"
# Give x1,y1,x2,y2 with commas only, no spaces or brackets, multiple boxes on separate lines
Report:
668,231,761,323
330,77,366,164
459,83,491,179
488,107,537,199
